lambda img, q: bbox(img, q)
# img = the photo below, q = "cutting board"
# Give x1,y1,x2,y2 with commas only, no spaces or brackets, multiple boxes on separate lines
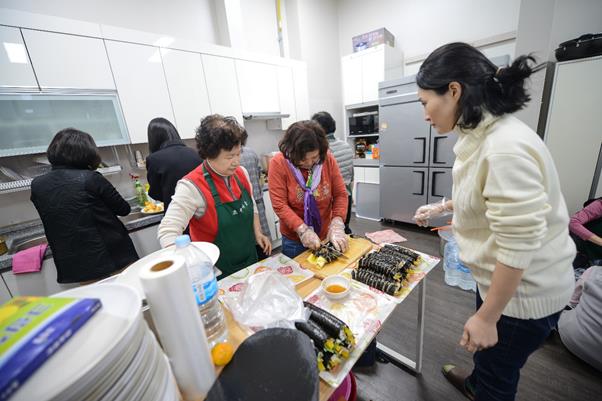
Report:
295,237,374,280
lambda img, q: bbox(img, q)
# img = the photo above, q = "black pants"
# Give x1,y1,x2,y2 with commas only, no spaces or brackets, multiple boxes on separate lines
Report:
344,194,353,234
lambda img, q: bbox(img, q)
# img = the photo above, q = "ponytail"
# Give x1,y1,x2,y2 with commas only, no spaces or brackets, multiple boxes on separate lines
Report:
417,43,535,129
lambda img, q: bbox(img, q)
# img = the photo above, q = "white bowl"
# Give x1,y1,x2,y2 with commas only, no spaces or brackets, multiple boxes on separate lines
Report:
321,275,351,300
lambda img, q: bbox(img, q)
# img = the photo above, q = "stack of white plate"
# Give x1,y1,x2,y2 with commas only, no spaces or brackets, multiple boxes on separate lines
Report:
12,283,180,401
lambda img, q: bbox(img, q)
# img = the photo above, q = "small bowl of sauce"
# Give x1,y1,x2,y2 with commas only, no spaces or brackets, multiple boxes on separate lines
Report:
321,275,350,300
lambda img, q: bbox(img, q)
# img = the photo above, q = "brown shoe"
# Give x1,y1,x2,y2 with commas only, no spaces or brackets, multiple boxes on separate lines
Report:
441,364,475,401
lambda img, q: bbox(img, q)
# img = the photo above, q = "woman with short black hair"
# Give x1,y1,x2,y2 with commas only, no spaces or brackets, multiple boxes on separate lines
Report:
268,120,348,258
413,43,575,401
158,115,271,276
31,128,138,283
145,117,201,209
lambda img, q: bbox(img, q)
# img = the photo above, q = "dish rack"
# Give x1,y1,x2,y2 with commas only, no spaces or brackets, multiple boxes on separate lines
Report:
0,165,123,195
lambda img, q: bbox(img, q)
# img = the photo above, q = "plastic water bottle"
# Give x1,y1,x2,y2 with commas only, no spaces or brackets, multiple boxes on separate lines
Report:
443,237,476,292
174,235,228,346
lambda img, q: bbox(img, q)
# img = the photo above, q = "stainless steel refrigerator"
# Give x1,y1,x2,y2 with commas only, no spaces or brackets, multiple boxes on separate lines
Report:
378,77,457,227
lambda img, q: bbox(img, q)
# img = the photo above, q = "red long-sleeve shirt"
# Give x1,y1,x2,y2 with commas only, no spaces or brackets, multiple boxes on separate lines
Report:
268,152,348,241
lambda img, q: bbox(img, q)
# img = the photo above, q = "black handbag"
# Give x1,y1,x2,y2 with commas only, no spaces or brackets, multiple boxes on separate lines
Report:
555,33,602,61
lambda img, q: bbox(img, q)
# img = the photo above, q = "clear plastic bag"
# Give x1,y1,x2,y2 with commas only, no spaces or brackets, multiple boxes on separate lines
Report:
223,271,308,331
413,197,453,226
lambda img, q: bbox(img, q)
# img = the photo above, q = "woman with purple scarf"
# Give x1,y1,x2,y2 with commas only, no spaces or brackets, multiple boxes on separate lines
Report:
268,121,349,258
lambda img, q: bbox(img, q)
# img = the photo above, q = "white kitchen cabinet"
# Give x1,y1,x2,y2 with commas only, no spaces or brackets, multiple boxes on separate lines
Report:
277,66,296,129
0,26,38,88
292,62,310,121
105,41,174,144
363,166,380,184
161,49,211,139
2,258,78,297
202,54,243,124
361,49,385,103
341,54,363,106
22,29,114,90
341,44,403,106
0,277,12,303
235,60,280,114
129,224,161,257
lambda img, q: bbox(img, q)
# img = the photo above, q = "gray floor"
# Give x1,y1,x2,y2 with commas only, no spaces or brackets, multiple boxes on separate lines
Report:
347,216,602,401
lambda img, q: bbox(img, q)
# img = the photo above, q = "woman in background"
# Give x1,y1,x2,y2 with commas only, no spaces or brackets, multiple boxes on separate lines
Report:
145,117,201,210
31,128,138,283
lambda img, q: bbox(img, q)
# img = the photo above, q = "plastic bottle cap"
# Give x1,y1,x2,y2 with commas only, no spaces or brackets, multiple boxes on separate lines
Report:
174,235,191,248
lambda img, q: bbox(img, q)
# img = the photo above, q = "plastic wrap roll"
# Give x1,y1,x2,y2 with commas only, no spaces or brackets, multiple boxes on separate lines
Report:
139,255,215,401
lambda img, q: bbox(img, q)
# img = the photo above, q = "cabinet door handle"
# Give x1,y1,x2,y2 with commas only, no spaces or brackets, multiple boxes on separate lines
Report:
431,171,445,197
414,137,426,164
385,89,398,95
433,136,447,164
412,170,425,196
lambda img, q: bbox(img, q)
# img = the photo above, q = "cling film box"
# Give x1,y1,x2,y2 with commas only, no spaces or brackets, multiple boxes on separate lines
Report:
352,28,395,52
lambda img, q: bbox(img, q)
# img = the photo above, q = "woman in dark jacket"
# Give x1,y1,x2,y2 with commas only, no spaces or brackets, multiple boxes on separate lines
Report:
145,117,202,209
31,128,138,283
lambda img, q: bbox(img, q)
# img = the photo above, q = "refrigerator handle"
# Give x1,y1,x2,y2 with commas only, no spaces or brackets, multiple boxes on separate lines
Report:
431,171,445,197
412,170,425,196
413,137,426,164
432,136,447,164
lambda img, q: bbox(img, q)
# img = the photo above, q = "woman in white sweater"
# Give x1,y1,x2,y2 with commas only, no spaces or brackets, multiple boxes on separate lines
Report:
413,43,575,401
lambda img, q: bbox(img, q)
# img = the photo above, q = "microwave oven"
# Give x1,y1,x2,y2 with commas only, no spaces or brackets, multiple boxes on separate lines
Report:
349,111,378,136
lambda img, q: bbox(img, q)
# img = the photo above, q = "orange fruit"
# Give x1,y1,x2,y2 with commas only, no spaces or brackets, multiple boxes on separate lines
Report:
211,342,234,366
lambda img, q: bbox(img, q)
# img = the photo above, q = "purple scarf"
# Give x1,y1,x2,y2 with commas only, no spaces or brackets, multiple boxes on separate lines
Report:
286,160,323,234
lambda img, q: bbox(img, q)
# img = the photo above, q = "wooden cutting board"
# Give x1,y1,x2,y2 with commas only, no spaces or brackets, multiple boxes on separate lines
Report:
295,237,374,280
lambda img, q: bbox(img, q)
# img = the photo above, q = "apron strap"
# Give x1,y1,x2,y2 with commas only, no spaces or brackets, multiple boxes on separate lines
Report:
203,163,249,206
202,163,222,207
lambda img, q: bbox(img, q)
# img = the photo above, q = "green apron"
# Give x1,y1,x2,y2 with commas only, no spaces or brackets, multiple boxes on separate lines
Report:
203,166,258,277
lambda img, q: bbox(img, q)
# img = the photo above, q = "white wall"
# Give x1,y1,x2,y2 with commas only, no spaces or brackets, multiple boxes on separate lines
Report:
0,0,220,45
286,0,344,138
336,0,521,73
239,0,280,57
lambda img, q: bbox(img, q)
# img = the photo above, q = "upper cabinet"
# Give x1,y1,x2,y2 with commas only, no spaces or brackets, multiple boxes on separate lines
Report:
105,41,174,144
341,45,403,106
361,49,385,103
202,55,243,124
341,53,363,106
22,29,114,90
235,60,280,114
161,49,211,139
0,26,38,88
292,62,310,121
277,66,296,129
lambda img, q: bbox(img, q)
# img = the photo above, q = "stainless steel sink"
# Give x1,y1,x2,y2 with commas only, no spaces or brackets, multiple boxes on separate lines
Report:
119,211,147,224
9,236,48,254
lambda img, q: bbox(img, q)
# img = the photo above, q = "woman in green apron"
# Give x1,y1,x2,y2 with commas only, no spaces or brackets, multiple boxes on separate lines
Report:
158,114,271,276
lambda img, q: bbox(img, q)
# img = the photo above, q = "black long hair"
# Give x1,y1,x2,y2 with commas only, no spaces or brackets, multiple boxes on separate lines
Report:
147,117,181,154
47,128,101,170
416,42,535,129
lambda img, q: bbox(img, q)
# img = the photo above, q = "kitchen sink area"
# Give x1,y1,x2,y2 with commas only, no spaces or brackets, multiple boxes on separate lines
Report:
8,235,47,255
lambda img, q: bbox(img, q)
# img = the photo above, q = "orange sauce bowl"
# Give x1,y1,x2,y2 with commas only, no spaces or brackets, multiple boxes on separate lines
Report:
321,275,351,300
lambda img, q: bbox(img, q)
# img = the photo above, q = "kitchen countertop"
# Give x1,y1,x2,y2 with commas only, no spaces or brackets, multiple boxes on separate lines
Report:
353,158,379,167
0,213,163,272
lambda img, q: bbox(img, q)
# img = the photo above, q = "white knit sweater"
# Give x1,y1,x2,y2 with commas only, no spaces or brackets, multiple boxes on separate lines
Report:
451,113,575,319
